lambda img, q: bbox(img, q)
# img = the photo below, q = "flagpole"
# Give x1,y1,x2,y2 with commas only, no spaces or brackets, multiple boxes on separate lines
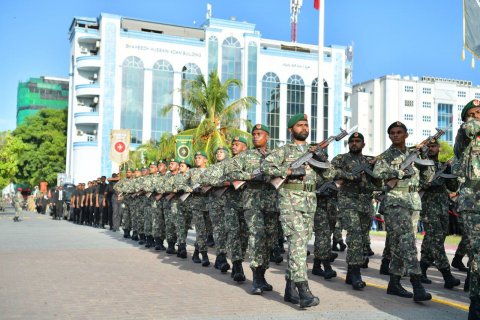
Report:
317,0,325,139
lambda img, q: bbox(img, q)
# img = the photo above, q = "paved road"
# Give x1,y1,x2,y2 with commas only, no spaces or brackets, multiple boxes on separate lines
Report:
0,207,469,320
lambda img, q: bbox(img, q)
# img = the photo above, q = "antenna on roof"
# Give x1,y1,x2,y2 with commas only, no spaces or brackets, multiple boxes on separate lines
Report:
206,3,212,19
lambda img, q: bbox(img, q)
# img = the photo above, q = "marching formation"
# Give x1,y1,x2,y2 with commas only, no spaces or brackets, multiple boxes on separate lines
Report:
39,99,479,318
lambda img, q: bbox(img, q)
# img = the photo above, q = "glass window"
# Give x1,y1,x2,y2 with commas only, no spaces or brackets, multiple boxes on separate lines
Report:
422,101,431,108
458,91,466,98
247,42,258,124
475,92,480,99
121,56,144,144
286,75,305,139
221,37,242,101
422,87,431,94
208,36,218,74
422,115,432,122
404,114,413,121
404,85,414,93
261,72,280,148
405,100,414,107
422,129,431,136
407,128,413,135
311,79,318,143
438,103,453,143
323,80,329,140
181,63,202,130
151,60,174,143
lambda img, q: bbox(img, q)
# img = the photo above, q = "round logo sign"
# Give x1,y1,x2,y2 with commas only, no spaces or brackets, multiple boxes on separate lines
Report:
178,145,190,159
114,142,126,153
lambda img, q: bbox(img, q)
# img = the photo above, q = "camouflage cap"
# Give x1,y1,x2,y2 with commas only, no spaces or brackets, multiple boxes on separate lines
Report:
348,132,364,143
251,123,270,135
287,113,308,128
461,99,480,121
387,121,408,134
231,136,248,146
194,151,208,159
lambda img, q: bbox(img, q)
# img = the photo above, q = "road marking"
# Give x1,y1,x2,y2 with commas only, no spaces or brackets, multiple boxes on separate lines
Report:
339,275,469,312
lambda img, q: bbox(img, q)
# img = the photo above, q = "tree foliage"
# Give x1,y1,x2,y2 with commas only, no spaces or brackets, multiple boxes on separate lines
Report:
0,131,27,190
438,140,454,162
12,109,67,187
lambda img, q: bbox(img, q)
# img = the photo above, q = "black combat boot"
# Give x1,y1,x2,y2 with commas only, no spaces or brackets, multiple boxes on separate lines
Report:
200,251,210,267
331,240,340,252
250,267,263,295
145,236,154,248
380,258,391,275
154,238,166,251
138,233,146,245
361,257,369,269
178,243,187,259
469,297,480,320
284,279,300,304
329,252,338,263
311,258,324,276
387,275,413,298
258,267,273,291
166,241,177,255
366,244,374,256
214,253,230,273
439,267,461,289
206,234,215,247
420,261,432,284
321,260,337,279
465,269,471,292
338,240,347,252
270,246,283,264
295,281,320,308
452,254,469,272
410,274,432,302
123,229,131,239
278,237,286,253
232,260,246,282
346,265,366,290
131,231,139,241
192,247,201,264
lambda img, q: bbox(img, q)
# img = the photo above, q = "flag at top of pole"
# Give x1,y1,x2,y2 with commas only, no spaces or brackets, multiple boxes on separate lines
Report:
463,0,480,68
314,0,320,10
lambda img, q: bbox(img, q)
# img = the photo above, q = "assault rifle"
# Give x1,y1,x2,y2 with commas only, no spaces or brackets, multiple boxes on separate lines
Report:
179,183,201,202
334,161,376,188
232,168,263,190
418,161,457,198
270,126,357,190
384,126,450,190
316,181,339,196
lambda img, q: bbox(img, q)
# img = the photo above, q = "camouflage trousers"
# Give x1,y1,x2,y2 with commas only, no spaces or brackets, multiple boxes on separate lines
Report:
342,208,371,266
132,197,147,234
383,210,419,261
144,201,155,237
455,214,471,259
177,199,192,244
121,197,133,230
420,207,450,269
208,192,228,256
278,189,316,283
164,199,178,243
314,197,337,260
461,209,480,298
152,199,166,240
189,195,209,252
244,207,277,269
332,219,343,243
384,206,421,276
224,190,248,262
14,204,21,218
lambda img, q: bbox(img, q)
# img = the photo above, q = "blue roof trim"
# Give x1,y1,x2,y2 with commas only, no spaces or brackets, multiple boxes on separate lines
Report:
74,112,99,118
120,30,206,47
73,141,98,148
260,48,318,61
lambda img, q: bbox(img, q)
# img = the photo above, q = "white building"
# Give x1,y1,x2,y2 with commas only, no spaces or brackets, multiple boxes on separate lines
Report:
351,75,480,156
66,12,353,184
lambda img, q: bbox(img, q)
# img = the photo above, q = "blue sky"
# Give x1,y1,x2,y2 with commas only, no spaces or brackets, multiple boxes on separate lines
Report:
0,0,476,131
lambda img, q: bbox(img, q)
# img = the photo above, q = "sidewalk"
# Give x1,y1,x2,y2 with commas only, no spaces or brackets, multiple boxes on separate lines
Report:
0,208,469,320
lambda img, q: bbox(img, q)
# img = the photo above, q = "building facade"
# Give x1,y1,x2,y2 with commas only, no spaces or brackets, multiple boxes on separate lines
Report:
66,13,353,184
17,76,69,126
351,75,480,156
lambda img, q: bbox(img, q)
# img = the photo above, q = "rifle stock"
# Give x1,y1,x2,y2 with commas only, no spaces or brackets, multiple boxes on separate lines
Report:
232,180,247,190
212,187,228,197
179,193,191,202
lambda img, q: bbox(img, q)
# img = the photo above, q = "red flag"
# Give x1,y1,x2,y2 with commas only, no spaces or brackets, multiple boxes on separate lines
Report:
314,0,320,10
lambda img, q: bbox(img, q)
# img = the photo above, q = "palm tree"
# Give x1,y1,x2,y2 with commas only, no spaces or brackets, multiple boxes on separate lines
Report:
161,71,257,161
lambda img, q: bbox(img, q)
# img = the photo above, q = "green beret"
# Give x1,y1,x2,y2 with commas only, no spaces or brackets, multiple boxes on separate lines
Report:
170,158,180,164
179,159,192,167
134,168,141,172
461,99,480,121
194,151,208,158
348,132,364,143
127,168,134,172
149,161,158,166
215,146,228,153
157,160,167,165
287,113,308,128
141,166,148,171
231,136,248,146
251,123,270,135
387,121,408,134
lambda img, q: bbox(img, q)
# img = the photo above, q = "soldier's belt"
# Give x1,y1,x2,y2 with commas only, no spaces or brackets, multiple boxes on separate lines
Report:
247,181,265,189
282,183,316,192
395,186,418,193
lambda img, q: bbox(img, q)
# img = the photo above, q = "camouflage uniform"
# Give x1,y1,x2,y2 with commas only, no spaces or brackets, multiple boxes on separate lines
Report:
162,172,178,244
373,145,432,277
143,173,157,239
173,171,193,246
262,143,333,283
314,188,338,261
419,161,458,270
227,148,278,269
131,176,148,235
13,191,23,220
453,118,480,301
117,177,133,232
331,153,380,266
152,173,166,242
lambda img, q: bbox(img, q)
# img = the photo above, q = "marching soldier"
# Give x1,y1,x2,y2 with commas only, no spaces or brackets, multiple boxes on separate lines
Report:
13,188,23,222
331,132,381,289
453,99,480,319
143,162,159,248
226,124,277,294
163,159,180,254
152,160,168,251
372,121,432,302
262,113,333,308
115,168,134,238
173,159,194,259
